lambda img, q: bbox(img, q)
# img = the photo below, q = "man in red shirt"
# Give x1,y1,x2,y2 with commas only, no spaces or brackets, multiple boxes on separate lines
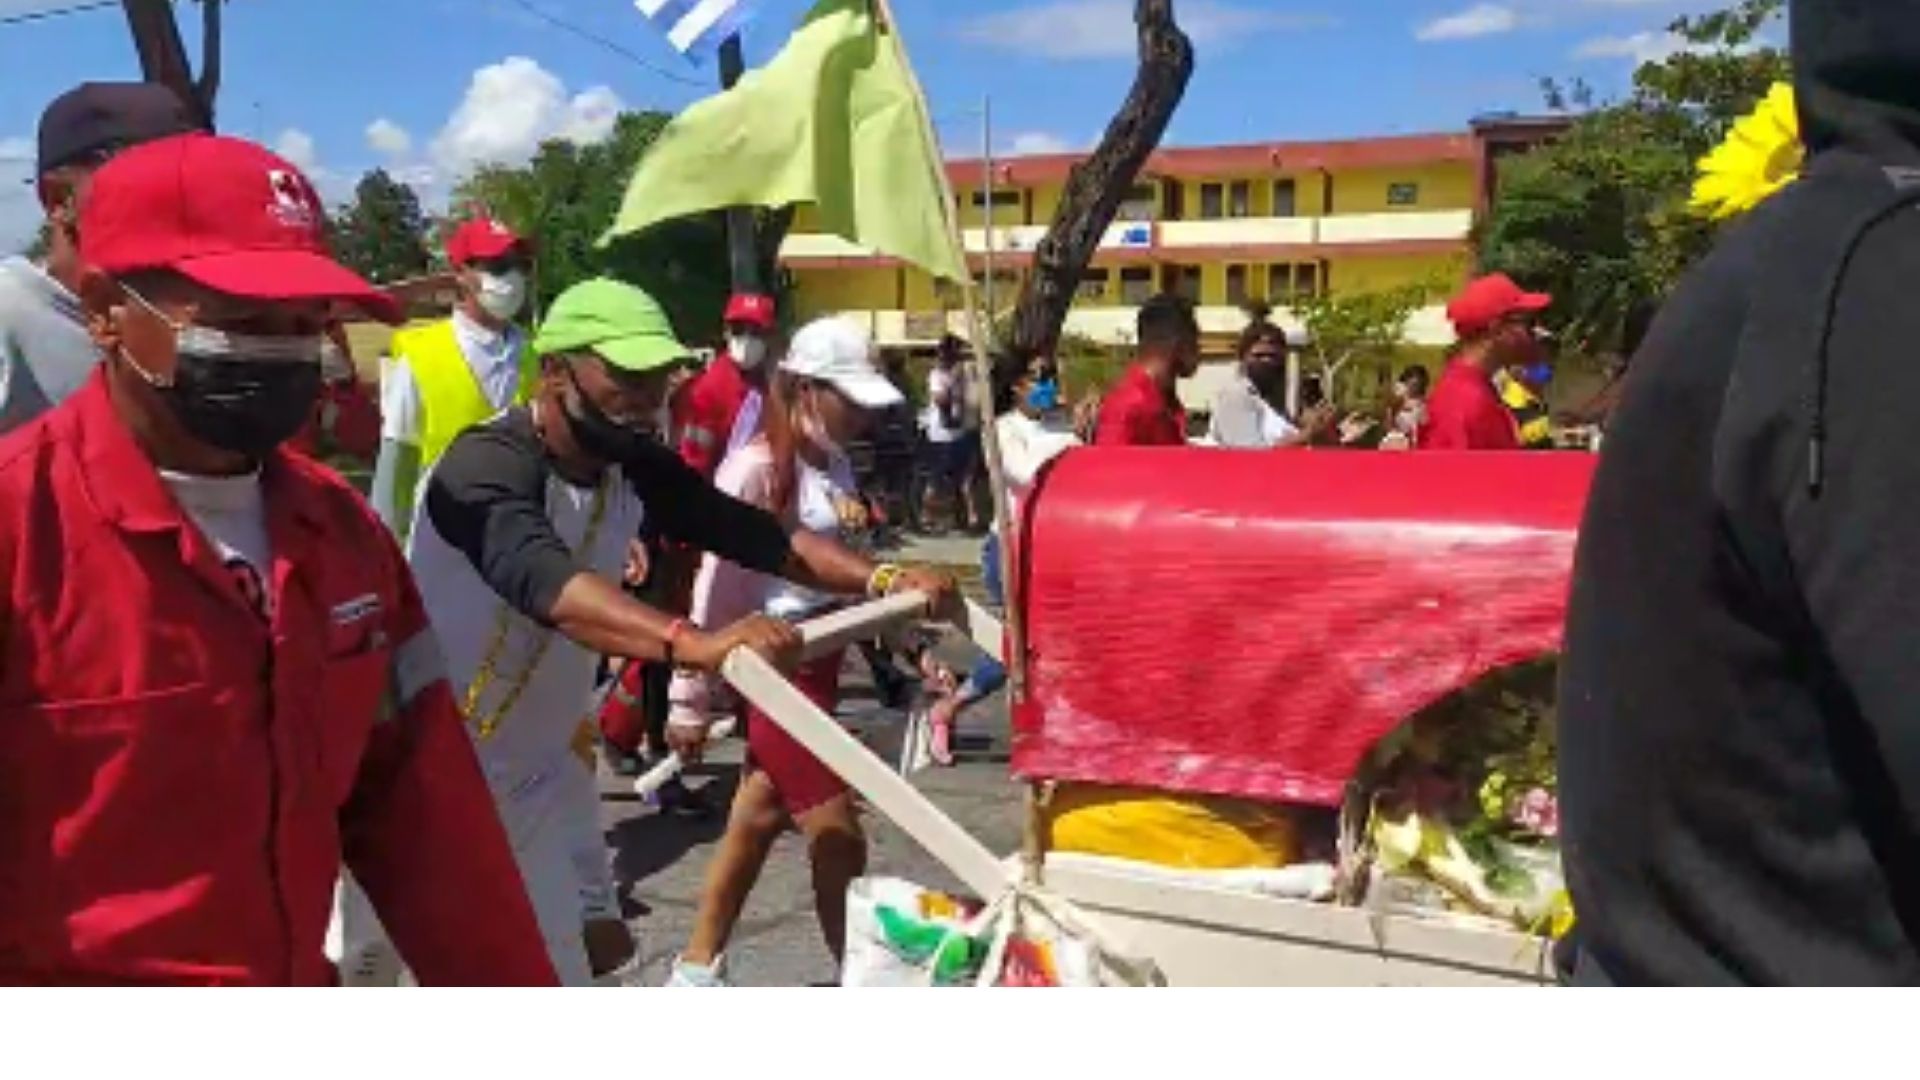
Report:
1419,273,1552,451
672,291,778,479
0,133,555,985
1094,293,1201,446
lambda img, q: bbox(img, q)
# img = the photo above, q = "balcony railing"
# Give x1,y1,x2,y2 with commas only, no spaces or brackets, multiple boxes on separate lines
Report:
780,209,1472,261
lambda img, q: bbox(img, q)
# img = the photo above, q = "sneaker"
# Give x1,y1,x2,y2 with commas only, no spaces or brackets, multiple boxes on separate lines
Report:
666,955,731,987
654,776,716,820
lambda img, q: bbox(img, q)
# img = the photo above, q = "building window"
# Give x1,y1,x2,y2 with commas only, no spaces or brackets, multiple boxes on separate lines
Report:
1229,181,1251,219
1273,179,1297,218
1387,181,1421,207
1079,268,1111,301
1226,264,1250,307
968,190,1022,208
1165,264,1202,302
1118,182,1157,222
1199,182,1225,220
1119,267,1154,305
1269,263,1322,302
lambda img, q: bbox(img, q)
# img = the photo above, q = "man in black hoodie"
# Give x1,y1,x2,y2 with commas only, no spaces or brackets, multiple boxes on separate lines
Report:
1560,0,1920,985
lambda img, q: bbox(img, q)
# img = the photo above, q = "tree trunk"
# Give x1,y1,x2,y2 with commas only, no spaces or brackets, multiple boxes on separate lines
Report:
1008,0,1193,360
121,0,219,129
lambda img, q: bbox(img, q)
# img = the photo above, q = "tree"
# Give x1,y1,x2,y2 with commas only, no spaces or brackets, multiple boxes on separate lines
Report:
21,221,51,261
1295,284,1427,408
1007,0,1192,360
1480,0,1788,354
331,169,430,284
446,110,789,345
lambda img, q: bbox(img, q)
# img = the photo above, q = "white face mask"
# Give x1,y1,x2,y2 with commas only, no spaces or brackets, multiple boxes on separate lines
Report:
728,334,768,371
475,269,528,321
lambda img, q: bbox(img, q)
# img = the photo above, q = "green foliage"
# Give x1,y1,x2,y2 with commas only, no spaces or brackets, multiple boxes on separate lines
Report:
330,169,431,284
1481,0,1788,354
1295,283,1429,408
446,110,792,348
21,220,51,261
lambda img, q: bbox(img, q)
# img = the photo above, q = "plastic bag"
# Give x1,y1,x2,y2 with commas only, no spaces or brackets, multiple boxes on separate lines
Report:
841,877,1165,988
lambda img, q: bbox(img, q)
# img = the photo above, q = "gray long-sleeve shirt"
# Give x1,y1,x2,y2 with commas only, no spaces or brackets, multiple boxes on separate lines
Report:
0,257,95,435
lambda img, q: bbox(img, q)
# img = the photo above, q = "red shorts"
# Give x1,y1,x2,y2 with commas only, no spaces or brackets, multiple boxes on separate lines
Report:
746,650,848,818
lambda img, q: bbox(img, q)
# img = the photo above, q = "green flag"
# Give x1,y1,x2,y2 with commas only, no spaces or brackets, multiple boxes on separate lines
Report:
604,0,967,283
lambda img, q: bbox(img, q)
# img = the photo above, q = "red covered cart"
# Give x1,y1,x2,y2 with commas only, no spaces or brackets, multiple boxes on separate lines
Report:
719,447,1595,986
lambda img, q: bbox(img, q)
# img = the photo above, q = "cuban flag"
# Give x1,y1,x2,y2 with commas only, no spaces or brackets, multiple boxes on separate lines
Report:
635,0,760,60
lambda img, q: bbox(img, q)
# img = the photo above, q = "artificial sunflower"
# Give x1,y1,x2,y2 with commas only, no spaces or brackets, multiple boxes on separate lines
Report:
1689,81,1804,221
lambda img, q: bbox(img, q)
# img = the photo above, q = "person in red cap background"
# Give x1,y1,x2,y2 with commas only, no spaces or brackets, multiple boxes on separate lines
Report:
1,82,200,436
595,290,781,784
370,215,538,543
0,132,555,985
1418,272,1553,451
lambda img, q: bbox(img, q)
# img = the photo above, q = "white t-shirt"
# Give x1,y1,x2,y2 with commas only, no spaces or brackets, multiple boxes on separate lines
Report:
380,308,527,446
1208,372,1300,449
406,442,643,794
160,469,273,613
994,411,1079,529
922,364,975,443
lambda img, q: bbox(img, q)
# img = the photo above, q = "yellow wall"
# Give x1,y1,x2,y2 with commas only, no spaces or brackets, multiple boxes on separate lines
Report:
793,266,899,318
1329,162,1475,214
1328,252,1468,298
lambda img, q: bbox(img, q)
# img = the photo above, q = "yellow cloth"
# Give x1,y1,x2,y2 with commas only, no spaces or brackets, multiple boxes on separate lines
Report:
393,318,540,469
1046,784,1303,870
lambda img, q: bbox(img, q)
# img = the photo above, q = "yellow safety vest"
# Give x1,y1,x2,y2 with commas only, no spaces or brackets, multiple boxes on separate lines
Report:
391,318,541,469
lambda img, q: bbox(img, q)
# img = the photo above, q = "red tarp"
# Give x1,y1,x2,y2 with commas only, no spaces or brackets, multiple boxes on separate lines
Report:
1011,448,1595,807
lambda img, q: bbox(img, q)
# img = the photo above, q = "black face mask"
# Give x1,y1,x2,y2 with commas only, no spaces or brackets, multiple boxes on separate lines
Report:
562,369,653,463
157,350,322,459
1246,361,1286,399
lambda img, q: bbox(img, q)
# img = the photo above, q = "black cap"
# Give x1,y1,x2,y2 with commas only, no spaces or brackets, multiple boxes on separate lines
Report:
36,82,201,175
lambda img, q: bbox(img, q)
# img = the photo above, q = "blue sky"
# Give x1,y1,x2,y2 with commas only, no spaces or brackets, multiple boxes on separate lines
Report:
0,0,1747,248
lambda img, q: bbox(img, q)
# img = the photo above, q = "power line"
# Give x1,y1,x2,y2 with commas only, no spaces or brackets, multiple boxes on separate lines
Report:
503,0,707,89
0,0,119,27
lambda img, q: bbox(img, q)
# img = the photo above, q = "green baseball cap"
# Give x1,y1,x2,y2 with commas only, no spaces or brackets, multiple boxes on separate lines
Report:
532,277,689,373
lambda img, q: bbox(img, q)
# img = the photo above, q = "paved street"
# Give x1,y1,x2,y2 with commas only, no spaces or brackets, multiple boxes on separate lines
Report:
599,532,1017,986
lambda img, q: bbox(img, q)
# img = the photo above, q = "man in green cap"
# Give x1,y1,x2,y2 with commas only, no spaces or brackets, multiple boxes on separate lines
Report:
332,278,956,985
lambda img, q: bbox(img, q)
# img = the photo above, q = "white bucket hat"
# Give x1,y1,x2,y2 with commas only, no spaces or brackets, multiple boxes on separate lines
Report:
780,317,904,409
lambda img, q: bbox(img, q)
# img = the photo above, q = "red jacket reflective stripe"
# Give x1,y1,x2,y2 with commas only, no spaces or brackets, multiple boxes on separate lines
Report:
0,372,556,985
671,353,755,480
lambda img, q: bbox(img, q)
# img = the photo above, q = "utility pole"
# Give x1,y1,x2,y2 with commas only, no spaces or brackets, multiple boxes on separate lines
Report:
120,0,220,129
720,35,761,297
981,95,995,327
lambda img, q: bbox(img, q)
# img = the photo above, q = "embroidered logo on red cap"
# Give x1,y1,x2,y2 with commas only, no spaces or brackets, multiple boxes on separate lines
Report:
267,169,319,231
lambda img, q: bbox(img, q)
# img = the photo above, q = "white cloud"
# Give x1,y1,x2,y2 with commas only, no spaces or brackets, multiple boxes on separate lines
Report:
1574,30,1685,64
0,136,30,165
430,56,625,177
273,128,318,172
0,135,38,255
1007,132,1073,156
956,1,1334,61
1416,4,1518,41
365,118,413,158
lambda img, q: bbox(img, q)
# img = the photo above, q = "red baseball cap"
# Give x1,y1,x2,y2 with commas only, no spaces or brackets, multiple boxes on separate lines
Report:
1447,273,1551,337
80,133,400,324
723,292,776,330
446,217,529,267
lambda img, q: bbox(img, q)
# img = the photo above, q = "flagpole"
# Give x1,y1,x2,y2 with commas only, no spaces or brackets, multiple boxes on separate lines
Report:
870,0,1026,702
720,34,762,296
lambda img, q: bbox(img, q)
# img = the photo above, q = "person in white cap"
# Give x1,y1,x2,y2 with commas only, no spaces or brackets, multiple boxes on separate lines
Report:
666,317,909,986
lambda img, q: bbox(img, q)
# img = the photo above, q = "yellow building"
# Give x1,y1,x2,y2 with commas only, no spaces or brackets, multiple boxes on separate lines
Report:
780,115,1564,354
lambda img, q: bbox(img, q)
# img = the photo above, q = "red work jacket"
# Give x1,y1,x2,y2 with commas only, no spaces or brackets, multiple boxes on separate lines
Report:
0,373,556,985
671,353,757,481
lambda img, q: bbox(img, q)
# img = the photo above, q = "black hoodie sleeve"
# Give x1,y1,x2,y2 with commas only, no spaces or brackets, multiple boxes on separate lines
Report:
1774,213,1920,829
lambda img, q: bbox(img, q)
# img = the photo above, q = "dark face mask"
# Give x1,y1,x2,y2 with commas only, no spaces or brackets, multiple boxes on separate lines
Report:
117,286,324,459
161,351,323,457
562,368,654,463
1246,360,1286,399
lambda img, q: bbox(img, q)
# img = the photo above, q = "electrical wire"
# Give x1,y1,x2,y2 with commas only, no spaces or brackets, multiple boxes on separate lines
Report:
0,0,120,27
502,0,708,88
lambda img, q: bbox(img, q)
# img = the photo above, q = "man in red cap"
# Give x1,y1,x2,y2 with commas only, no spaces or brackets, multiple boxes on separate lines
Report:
0,132,555,985
595,291,781,781
1418,272,1552,451
371,215,537,543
